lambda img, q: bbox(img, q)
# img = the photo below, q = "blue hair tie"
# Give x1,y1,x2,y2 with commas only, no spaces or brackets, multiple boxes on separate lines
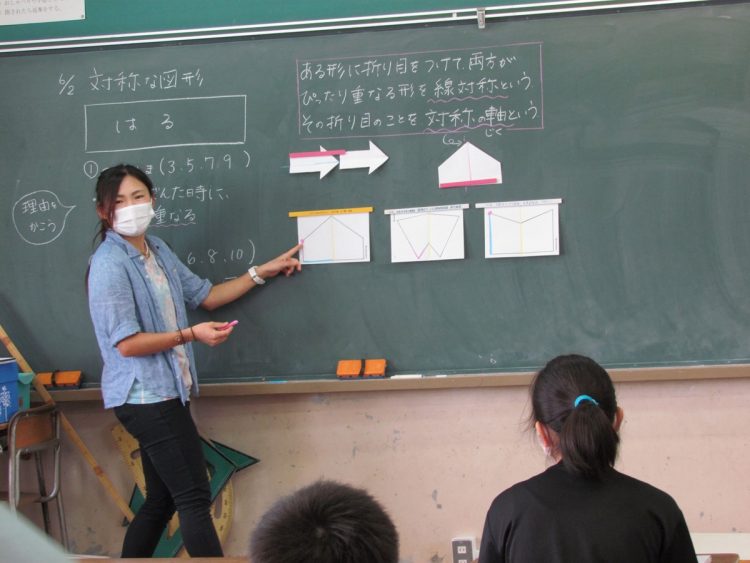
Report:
574,394,599,408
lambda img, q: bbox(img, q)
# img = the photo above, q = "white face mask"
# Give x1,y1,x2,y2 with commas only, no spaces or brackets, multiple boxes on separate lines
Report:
113,201,155,237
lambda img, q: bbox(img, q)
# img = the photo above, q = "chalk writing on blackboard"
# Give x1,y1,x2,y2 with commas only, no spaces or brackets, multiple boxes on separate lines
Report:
87,67,204,94
83,151,251,180
153,183,227,203
154,205,196,228
54,67,205,97
83,152,250,229
84,95,247,153
58,73,76,96
81,164,236,231
183,239,257,280
297,43,543,140
12,190,76,246
152,152,251,176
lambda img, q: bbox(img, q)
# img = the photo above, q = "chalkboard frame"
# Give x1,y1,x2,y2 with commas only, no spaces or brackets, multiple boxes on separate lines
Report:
3,0,750,388
0,0,711,52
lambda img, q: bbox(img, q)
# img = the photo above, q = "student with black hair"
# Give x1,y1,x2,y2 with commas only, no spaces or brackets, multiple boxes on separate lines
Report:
478,354,696,563
249,480,399,563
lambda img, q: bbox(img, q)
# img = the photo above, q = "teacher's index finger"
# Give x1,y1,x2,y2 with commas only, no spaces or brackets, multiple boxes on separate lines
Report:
283,242,303,257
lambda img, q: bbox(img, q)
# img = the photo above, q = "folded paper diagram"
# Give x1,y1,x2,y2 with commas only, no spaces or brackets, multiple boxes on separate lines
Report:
438,142,502,189
477,199,562,258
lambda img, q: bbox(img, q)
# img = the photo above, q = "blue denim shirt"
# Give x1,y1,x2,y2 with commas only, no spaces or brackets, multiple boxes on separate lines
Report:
88,231,212,408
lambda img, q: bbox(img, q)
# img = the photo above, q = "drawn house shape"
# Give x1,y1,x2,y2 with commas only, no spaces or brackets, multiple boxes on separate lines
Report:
300,215,368,263
438,142,503,189
394,212,463,261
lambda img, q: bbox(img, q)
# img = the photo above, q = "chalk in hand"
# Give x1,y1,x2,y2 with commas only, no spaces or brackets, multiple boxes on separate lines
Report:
218,320,239,330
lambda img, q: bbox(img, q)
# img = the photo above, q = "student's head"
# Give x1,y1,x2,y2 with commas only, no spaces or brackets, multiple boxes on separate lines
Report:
94,164,154,242
530,354,623,480
249,480,399,563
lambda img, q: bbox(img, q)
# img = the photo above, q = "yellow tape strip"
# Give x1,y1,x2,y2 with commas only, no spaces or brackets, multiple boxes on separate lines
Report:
289,206,373,218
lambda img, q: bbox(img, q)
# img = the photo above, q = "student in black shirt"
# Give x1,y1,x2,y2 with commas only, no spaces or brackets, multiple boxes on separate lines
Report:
479,354,697,563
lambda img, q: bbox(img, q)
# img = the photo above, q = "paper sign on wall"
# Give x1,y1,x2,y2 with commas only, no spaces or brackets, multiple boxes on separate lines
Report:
477,199,562,258
438,142,502,189
384,204,468,263
289,207,372,264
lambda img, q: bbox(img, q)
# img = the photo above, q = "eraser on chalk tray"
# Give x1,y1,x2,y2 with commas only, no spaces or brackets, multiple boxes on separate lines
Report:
36,370,82,389
363,359,387,377
336,360,362,378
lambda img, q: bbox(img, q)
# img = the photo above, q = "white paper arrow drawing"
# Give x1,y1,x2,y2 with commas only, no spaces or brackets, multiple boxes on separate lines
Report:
338,141,389,174
289,141,389,180
438,142,502,189
289,146,342,179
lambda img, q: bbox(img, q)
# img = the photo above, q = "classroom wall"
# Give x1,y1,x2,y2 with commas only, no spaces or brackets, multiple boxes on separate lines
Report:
13,375,748,560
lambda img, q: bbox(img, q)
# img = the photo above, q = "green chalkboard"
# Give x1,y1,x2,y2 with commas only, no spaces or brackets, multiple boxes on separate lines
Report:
2,2,750,386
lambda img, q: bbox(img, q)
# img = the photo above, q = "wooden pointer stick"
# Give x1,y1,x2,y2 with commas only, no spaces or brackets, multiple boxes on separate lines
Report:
0,323,135,522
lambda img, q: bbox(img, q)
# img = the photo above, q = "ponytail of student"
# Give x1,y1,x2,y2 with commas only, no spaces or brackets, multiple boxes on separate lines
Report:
530,354,620,480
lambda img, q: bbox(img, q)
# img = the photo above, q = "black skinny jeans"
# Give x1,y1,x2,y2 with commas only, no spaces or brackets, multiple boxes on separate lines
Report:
114,399,223,557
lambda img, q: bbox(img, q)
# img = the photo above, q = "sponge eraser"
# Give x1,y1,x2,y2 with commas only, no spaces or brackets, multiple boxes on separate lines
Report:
336,360,362,378
363,359,387,377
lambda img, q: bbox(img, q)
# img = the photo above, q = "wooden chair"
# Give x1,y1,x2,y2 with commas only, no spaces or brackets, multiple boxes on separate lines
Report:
7,402,69,550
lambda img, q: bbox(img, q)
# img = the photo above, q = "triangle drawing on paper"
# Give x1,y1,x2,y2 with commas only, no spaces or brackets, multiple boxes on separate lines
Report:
396,212,460,260
438,142,502,189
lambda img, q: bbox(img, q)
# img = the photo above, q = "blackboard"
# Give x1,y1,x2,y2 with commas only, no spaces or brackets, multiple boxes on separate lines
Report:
2,2,750,386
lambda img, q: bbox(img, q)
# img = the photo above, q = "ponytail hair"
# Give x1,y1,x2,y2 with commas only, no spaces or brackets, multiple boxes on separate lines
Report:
530,354,619,480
